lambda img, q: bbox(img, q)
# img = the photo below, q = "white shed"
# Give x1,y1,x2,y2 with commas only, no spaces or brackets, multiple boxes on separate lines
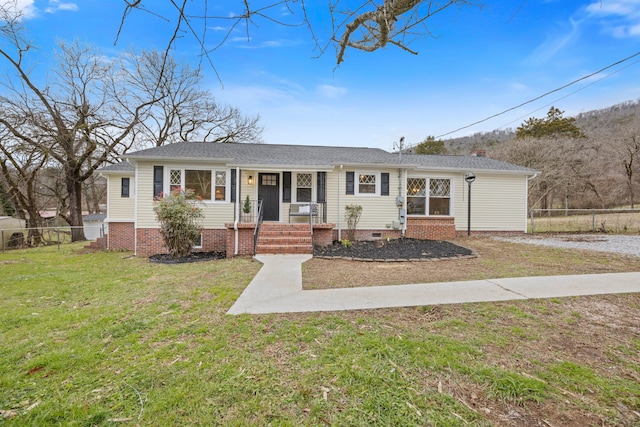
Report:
83,214,107,241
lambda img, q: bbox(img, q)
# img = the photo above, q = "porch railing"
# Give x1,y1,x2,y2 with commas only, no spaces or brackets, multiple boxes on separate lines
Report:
238,199,262,223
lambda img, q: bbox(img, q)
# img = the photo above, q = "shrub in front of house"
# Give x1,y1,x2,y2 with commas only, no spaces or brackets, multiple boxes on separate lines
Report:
153,188,204,258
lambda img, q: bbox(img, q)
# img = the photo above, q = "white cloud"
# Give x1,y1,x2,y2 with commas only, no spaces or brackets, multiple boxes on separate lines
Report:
4,0,36,19
231,38,301,49
528,17,581,64
45,0,78,14
509,82,530,92
586,0,640,38
315,84,347,98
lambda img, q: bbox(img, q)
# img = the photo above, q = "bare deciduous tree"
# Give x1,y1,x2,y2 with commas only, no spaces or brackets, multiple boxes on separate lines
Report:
122,50,262,148
117,0,476,68
0,28,156,240
1,2,263,242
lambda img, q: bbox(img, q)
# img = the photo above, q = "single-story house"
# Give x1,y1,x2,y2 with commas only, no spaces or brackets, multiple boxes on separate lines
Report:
98,142,538,257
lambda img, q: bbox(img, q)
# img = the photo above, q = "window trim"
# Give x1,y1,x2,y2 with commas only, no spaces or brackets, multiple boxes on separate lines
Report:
166,167,229,203
294,172,313,203
406,176,453,216
355,171,380,196
428,178,452,216
121,177,130,198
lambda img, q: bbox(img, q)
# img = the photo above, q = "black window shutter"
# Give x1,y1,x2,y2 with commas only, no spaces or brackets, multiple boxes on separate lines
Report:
346,171,354,195
121,177,130,198
317,172,326,203
230,169,237,202
381,173,390,196
283,171,291,202
153,166,163,198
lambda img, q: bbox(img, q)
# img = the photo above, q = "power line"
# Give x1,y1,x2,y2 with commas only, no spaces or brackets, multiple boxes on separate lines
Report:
433,50,640,140
497,57,640,130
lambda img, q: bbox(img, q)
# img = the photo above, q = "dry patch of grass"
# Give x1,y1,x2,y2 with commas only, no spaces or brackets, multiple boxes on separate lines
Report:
303,235,640,290
531,211,640,233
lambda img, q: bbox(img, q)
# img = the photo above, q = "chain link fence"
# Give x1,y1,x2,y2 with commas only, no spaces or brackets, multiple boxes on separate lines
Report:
529,209,640,234
1,225,106,253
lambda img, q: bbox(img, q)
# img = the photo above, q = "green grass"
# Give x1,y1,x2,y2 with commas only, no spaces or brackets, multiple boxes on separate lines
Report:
1,244,639,426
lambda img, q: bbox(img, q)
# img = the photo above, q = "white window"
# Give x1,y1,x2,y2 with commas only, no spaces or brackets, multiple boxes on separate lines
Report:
429,179,450,215
168,169,227,201
406,177,451,216
296,173,312,202
407,178,427,215
214,171,226,201
357,172,377,195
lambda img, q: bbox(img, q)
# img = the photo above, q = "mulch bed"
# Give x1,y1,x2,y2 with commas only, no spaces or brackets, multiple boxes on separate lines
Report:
149,251,225,264
313,238,475,261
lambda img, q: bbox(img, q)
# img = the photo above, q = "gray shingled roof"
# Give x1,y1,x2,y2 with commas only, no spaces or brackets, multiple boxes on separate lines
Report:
114,142,536,174
403,154,535,172
98,162,135,173
83,213,107,222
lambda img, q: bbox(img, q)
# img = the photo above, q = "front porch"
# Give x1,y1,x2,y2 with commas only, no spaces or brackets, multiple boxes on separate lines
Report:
225,221,335,257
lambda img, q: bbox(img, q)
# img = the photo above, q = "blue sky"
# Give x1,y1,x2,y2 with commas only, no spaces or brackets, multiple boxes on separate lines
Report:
7,0,640,150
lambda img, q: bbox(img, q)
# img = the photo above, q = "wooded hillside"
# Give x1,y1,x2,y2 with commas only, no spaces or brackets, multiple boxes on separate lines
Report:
443,100,640,210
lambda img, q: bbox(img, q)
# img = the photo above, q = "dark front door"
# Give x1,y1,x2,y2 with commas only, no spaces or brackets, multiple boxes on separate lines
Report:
258,173,279,221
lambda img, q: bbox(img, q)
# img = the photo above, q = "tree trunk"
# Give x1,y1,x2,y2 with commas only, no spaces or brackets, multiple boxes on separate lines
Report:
66,173,86,242
24,207,43,246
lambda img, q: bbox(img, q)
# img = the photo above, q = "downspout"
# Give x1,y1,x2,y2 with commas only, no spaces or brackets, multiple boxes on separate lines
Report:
131,159,138,256
399,168,406,236
337,165,342,241
234,167,240,255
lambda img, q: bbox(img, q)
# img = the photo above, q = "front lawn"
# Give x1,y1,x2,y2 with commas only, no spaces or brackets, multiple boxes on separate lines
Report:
1,243,639,426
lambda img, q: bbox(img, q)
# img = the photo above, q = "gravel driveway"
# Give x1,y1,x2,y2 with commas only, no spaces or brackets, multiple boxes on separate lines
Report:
496,234,640,257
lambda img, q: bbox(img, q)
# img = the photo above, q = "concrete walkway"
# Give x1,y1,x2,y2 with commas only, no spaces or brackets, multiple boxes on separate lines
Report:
227,255,640,315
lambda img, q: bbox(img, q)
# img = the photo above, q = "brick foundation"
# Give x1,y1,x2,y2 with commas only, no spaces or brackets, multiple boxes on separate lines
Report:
311,223,335,247
225,223,256,257
332,229,402,242
405,217,456,240
135,227,227,257
106,222,135,251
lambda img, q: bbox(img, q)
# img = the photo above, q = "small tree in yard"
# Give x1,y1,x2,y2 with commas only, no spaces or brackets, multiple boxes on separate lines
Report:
153,189,204,258
344,204,362,242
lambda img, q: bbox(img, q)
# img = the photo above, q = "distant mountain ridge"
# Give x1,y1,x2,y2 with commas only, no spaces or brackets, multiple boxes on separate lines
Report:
440,99,640,155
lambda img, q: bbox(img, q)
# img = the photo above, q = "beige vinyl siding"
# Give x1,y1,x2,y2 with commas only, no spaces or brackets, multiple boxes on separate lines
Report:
324,168,403,229
107,174,135,221
136,161,235,229
453,173,529,232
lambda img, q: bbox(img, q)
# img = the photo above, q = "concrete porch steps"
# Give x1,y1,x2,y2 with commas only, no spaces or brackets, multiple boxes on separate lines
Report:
256,223,313,255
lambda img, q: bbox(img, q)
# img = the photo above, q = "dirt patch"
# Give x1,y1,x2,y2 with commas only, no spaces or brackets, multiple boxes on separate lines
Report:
313,237,474,260
148,251,225,264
